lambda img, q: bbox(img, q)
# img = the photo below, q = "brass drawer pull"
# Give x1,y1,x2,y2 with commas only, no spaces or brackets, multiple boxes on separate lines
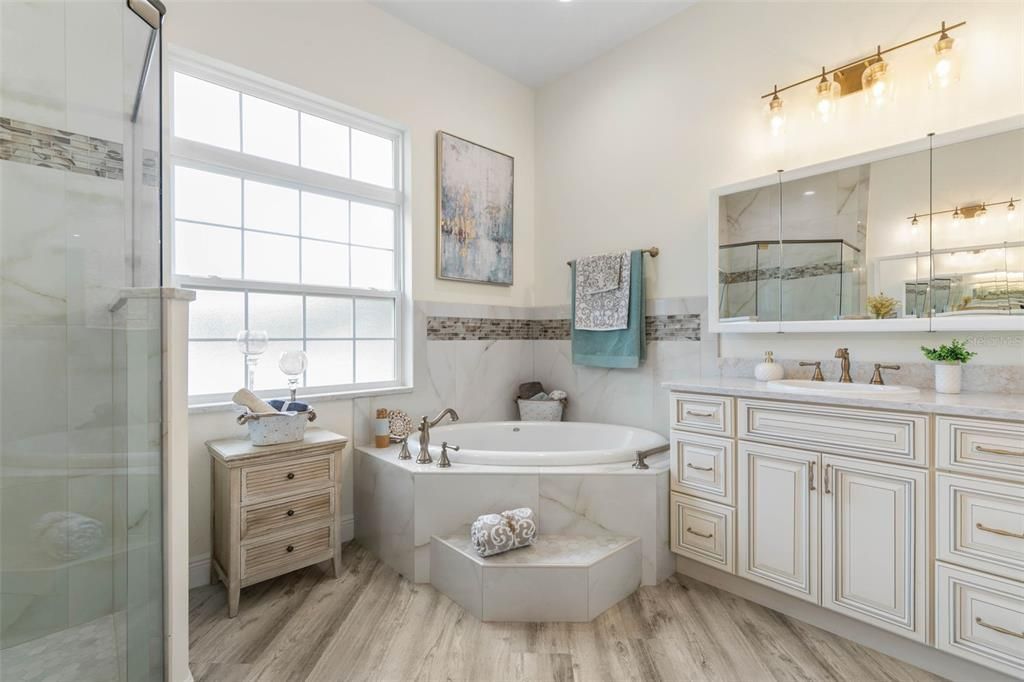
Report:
286,509,295,517
685,409,715,418
286,545,295,553
975,617,1024,639
286,472,296,480
976,522,1024,539
824,463,832,495
686,462,714,472
686,527,713,539
809,461,816,492
976,445,1024,457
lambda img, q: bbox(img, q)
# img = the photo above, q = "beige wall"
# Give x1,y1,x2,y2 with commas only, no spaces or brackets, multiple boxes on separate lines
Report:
534,1,1024,363
165,0,537,567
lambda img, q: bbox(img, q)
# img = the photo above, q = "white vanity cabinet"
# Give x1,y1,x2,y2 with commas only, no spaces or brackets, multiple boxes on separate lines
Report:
821,455,928,642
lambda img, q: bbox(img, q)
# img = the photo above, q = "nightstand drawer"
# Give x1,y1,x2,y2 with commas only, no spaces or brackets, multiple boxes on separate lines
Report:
670,493,734,573
241,489,335,541
670,432,734,505
937,416,1024,483
241,524,333,581
936,562,1024,678
671,393,734,437
937,474,1024,581
240,454,334,503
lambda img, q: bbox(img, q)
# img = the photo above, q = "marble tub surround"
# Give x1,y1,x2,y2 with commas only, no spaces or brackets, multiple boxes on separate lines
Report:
719,356,1024,394
354,444,672,585
430,532,642,622
662,377,1024,421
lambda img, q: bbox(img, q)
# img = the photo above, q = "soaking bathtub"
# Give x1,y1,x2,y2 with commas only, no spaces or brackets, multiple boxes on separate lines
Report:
355,421,674,586
408,421,668,466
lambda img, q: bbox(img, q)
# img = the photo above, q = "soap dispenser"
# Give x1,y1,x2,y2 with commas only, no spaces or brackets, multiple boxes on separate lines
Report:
754,351,785,381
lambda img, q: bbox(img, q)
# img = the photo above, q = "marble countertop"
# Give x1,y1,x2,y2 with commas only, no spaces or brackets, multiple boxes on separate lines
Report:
662,377,1024,421
356,443,670,475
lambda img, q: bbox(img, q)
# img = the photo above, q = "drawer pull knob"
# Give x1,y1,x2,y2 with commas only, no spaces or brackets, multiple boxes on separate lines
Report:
286,545,295,553
975,617,1024,639
286,472,296,480
976,522,1024,539
286,509,295,517
976,445,1024,457
686,527,713,539
686,463,714,472
685,409,715,418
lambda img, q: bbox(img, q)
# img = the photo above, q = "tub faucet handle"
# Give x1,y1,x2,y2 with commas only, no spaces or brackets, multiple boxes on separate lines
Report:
438,442,459,469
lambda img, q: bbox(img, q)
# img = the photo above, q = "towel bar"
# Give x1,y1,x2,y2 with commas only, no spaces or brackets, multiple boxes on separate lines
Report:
566,246,659,266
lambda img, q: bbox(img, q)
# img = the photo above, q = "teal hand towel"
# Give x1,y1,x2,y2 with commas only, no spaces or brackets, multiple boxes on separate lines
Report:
571,249,646,368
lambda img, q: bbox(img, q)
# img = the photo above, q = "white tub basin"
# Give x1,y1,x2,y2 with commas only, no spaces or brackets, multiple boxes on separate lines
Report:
766,379,920,397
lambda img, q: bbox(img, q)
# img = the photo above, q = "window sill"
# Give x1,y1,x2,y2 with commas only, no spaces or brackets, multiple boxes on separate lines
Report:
188,385,415,415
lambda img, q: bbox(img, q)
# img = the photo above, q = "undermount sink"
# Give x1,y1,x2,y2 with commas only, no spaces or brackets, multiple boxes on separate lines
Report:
766,379,920,397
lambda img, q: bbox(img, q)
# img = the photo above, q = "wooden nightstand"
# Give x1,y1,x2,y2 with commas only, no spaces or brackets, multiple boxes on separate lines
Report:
207,428,347,617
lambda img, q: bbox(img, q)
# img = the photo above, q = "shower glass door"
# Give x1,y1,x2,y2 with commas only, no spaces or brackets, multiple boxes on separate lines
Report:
0,1,165,679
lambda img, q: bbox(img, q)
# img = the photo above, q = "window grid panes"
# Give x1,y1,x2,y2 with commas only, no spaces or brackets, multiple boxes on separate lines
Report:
171,60,405,401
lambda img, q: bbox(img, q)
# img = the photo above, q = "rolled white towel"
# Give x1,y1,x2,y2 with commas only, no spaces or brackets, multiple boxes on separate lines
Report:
470,507,536,557
232,387,276,414
32,511,105,561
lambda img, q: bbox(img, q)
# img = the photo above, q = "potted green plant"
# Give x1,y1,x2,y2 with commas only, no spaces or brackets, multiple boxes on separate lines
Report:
920,339,977,394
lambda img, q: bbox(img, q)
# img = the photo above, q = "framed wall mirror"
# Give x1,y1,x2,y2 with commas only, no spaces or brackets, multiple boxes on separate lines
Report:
708,116,1024,333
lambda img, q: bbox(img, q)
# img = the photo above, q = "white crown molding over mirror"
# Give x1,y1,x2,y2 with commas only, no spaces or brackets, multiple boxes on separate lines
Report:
709,115,1024,334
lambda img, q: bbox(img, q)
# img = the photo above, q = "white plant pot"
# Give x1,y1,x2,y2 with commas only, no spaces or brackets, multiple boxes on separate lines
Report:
934,362,963,394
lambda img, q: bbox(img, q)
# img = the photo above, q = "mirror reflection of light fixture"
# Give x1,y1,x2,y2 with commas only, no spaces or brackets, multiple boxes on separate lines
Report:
862,47,894,109
767,85,785,136
907,198,1019,226
930,21,961,89
814,67,841,122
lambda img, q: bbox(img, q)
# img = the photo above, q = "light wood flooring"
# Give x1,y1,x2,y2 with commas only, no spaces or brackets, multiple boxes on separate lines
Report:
189,542,942,682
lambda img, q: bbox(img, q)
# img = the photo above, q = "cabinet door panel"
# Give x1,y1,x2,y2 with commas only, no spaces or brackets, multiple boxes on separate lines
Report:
821,455,927,642
738,442,818,602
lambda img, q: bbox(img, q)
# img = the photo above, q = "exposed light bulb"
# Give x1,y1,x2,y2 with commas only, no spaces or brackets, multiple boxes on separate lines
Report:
952,206,963,225
862,46,894,109
911,214,919,226
767,86,785,136
814,67,840,123
977,203,988,223
929,22,961,89
1008,198,1017,221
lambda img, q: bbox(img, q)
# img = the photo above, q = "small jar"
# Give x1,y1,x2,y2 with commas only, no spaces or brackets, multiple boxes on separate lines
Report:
754,351,785,381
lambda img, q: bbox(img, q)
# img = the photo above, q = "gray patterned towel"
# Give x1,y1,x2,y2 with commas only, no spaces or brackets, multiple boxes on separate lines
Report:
470,507,537,557
574,251,631,331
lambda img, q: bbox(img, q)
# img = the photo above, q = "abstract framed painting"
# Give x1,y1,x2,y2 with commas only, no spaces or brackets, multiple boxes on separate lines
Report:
436,131,514,286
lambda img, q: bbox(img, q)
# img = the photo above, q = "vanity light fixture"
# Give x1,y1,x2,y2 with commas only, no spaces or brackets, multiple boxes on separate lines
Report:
761,20,964,134
911,214,919,226
952,206,963,225
767,85,785,136
930,21,961,89
814,67,841,122
976,202,988,223
906,198,1019,226
1008,198,1017,220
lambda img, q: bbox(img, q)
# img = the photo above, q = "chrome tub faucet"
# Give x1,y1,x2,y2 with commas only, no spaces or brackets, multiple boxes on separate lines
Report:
416,408,460,464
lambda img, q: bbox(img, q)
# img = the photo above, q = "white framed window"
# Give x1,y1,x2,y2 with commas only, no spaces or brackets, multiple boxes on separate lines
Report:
169,51,410,405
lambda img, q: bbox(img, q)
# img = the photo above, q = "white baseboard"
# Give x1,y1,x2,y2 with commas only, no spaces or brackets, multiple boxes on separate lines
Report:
189,514,355,590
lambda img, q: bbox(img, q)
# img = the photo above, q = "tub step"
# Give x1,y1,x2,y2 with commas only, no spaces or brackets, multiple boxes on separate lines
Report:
430,531,641,622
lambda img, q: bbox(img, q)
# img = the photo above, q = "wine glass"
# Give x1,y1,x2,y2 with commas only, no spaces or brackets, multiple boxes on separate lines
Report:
278,350,308,402
236,330,269,391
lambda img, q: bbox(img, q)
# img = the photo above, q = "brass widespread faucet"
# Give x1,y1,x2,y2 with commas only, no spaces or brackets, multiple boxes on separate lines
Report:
870,363,901,385
834,348,853,383
799,361,825,381
416,408,460,464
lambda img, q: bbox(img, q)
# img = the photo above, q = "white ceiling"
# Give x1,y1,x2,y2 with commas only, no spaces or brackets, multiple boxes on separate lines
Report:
372,1,695,88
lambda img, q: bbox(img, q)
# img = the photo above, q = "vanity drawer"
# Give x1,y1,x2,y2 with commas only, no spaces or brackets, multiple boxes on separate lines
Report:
241,524,333,582
671,393,734,437
935,562,1024,678
738,399,927,466
937,474,1024,581
937,416,1024,483
240,454,335,504
241,489,335,541
670,432,734,505
670,492,734,573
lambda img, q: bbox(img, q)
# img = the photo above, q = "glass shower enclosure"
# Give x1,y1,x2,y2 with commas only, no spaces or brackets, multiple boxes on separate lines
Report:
1,1,166,679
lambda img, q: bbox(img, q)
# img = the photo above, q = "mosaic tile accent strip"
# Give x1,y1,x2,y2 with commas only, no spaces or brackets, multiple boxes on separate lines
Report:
427,314,700,341
721,261,845,285
0,117,124,180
